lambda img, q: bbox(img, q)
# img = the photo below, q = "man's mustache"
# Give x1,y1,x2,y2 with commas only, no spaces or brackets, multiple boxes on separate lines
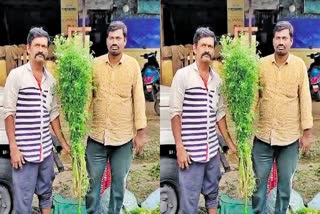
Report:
201,52,212,58
35,53,45,58
111,45,119,49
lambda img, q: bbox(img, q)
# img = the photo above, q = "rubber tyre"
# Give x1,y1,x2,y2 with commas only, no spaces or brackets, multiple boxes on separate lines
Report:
160,183,178,214
315,91,320,102
154,99,160,116
160,157,179,213
0,184,12,214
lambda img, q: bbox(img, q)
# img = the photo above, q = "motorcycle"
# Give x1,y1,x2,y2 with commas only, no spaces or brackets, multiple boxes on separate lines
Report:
141,51,160,115
307,52,320,101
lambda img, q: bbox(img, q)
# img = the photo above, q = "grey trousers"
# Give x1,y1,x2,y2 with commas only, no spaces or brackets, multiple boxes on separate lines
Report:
252,137,299,214
178,153,221,214
12,152,55,214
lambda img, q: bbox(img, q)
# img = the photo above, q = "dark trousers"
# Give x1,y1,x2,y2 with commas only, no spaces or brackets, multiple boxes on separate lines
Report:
85,137,133,214
252,137,299,214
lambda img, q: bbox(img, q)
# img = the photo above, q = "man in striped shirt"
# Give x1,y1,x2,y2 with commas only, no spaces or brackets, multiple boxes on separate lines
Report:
170,27,237,214
3,27,70,214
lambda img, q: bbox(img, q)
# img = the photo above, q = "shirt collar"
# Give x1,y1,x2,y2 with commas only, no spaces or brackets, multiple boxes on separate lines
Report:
192,62,215,78
26,62,49,78
106,53,125,65
272,53,291,65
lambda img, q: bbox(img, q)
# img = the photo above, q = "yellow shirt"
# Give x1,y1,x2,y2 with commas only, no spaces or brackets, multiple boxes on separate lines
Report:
89,53,147,146
256,54,313,146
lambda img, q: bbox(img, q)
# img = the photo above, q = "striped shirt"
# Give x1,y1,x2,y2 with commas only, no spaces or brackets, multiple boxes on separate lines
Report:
3,62,59,162
170,63,226,163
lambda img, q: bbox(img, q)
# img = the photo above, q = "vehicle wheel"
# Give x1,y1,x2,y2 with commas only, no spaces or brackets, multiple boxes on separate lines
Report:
154,99,160,116
315,91,320,102
160,183,178,214
0,184,12,214
145,91,154,102
150,90,155,102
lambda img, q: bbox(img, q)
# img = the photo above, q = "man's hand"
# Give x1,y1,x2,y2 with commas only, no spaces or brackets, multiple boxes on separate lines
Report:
10,146,25,169
133,129,146,155
60,140,71,154
226,139,237,155
176,145,191,169
300,132,313,154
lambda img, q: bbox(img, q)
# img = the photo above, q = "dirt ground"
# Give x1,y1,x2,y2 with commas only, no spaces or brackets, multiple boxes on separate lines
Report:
33,101,159,211
217,101,320,204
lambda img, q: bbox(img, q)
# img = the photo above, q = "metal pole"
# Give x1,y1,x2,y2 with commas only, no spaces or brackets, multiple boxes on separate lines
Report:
82,0,86,48
248,0,253,47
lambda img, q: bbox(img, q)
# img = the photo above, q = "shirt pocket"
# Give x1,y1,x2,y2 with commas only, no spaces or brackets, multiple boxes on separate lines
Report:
280,80,298,98
115,74,133,98
208,89,219,111
43,87,53,113
116,87,131,98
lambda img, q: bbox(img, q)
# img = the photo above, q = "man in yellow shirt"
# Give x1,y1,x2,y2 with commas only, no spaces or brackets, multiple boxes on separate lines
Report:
85,21,147,214
252,21,313,214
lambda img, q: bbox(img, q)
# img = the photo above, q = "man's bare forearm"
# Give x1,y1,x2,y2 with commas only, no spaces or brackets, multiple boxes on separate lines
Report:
171,115,183,149
303,128,312,137
51,116,67,144
217,116,232,144
5,115,17,149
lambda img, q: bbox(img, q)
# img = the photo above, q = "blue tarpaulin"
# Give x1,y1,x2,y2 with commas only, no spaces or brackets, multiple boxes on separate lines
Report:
281,18,320,48
117,17,160,48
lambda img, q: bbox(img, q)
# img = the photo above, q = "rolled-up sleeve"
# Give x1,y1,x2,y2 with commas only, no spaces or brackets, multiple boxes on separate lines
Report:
216,83,226,122
133,61,147,130
169,69,185,119
3,69,19,119
50,82,60,122
299,62,313,130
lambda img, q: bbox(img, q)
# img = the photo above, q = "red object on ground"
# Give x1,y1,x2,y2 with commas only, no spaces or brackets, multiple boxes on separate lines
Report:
100,161,112,194
267,161,278,194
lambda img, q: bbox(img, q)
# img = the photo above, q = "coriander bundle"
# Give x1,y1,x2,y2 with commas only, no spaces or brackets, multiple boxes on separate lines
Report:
54,35,93,213
220,34,259,213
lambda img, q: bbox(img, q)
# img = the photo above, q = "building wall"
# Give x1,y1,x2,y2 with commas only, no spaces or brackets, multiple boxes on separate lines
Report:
279,0,320,67
279,0,320,18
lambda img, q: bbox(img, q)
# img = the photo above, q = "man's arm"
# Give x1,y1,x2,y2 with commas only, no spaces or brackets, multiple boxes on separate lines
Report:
5,116,25,169
3,69,25,169
171,115,183,149
217,116,237,153
169,70,190,169
216,82,237,153
86,62,96,113
132,61,147,154
51,116,70,154
299,62,313,153
50,83,70,153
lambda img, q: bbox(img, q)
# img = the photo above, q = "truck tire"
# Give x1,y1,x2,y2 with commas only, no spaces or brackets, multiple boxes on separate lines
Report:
0,184,12,214
160,157,179,214
161,183,178,214
0,158,13,214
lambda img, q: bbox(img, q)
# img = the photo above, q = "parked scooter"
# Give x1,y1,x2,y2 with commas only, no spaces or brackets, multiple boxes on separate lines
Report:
141,51,160,115
307,52,320,101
